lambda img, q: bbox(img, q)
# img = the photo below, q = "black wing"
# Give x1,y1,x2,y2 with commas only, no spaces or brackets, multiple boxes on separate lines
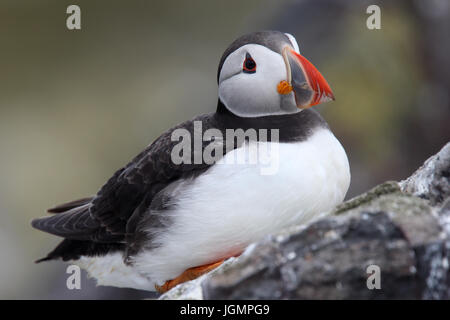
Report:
32,113,220,244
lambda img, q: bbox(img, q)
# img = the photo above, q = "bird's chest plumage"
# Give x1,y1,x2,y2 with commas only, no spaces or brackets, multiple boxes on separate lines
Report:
134,128,350,284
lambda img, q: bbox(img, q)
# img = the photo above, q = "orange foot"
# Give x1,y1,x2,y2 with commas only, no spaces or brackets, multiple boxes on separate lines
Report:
155,259,225,293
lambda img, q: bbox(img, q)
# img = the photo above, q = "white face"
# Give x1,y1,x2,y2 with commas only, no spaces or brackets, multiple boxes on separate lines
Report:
218,43,299,118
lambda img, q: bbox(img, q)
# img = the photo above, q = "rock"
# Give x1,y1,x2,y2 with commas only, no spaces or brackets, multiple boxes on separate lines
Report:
400,143,450,206
159,142,450,299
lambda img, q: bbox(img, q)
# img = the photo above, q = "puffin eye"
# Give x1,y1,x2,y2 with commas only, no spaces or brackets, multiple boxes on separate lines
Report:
243,53,256,74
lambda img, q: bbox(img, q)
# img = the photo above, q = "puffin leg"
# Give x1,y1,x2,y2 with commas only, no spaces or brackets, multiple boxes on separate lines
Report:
155,259,225,293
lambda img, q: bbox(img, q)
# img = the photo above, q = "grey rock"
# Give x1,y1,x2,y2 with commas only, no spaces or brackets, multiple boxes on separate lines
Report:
159,142,450,299
400,142,450,206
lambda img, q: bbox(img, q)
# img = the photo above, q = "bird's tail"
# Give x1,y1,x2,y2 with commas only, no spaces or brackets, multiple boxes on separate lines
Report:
46,197,93,214
34,238,125,263
31,197,99,240
32,197,125,263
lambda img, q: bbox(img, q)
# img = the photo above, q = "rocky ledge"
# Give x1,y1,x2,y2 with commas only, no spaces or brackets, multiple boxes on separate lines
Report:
160,143,450,300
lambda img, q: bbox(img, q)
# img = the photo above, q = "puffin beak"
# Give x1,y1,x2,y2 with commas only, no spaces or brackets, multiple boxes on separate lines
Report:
279,47,335,109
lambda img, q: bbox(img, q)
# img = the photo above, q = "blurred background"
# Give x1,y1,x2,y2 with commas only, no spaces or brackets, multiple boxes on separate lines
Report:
0,0,449,299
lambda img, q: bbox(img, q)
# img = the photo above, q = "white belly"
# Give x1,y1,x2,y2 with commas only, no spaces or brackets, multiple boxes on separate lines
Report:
133,127,350,287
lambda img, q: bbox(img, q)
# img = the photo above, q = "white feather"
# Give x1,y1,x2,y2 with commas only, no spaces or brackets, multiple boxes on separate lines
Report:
71,252,151,290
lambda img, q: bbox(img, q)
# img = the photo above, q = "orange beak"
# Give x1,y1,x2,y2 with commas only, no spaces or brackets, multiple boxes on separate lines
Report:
279,47,335,109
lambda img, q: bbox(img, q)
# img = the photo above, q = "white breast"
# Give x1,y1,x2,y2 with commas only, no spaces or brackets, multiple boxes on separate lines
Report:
133,127,350,287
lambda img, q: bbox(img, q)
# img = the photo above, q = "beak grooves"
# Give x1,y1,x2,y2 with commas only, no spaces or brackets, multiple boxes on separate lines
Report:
290,50,335,106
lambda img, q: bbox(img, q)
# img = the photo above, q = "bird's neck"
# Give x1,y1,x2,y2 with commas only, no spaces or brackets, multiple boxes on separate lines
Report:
214,99,329,143
216,99,234,116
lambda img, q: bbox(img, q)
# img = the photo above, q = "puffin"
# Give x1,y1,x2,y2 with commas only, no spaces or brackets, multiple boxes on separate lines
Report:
32,31,350,293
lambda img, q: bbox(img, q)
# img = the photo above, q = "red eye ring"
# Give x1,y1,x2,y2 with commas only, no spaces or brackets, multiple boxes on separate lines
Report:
243,53,256,73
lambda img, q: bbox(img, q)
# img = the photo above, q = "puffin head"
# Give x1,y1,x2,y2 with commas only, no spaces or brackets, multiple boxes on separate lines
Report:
217,31,335,117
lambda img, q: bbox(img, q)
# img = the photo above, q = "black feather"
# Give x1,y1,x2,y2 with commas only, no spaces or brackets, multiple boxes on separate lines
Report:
35,239,125,263
47,197,93,214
